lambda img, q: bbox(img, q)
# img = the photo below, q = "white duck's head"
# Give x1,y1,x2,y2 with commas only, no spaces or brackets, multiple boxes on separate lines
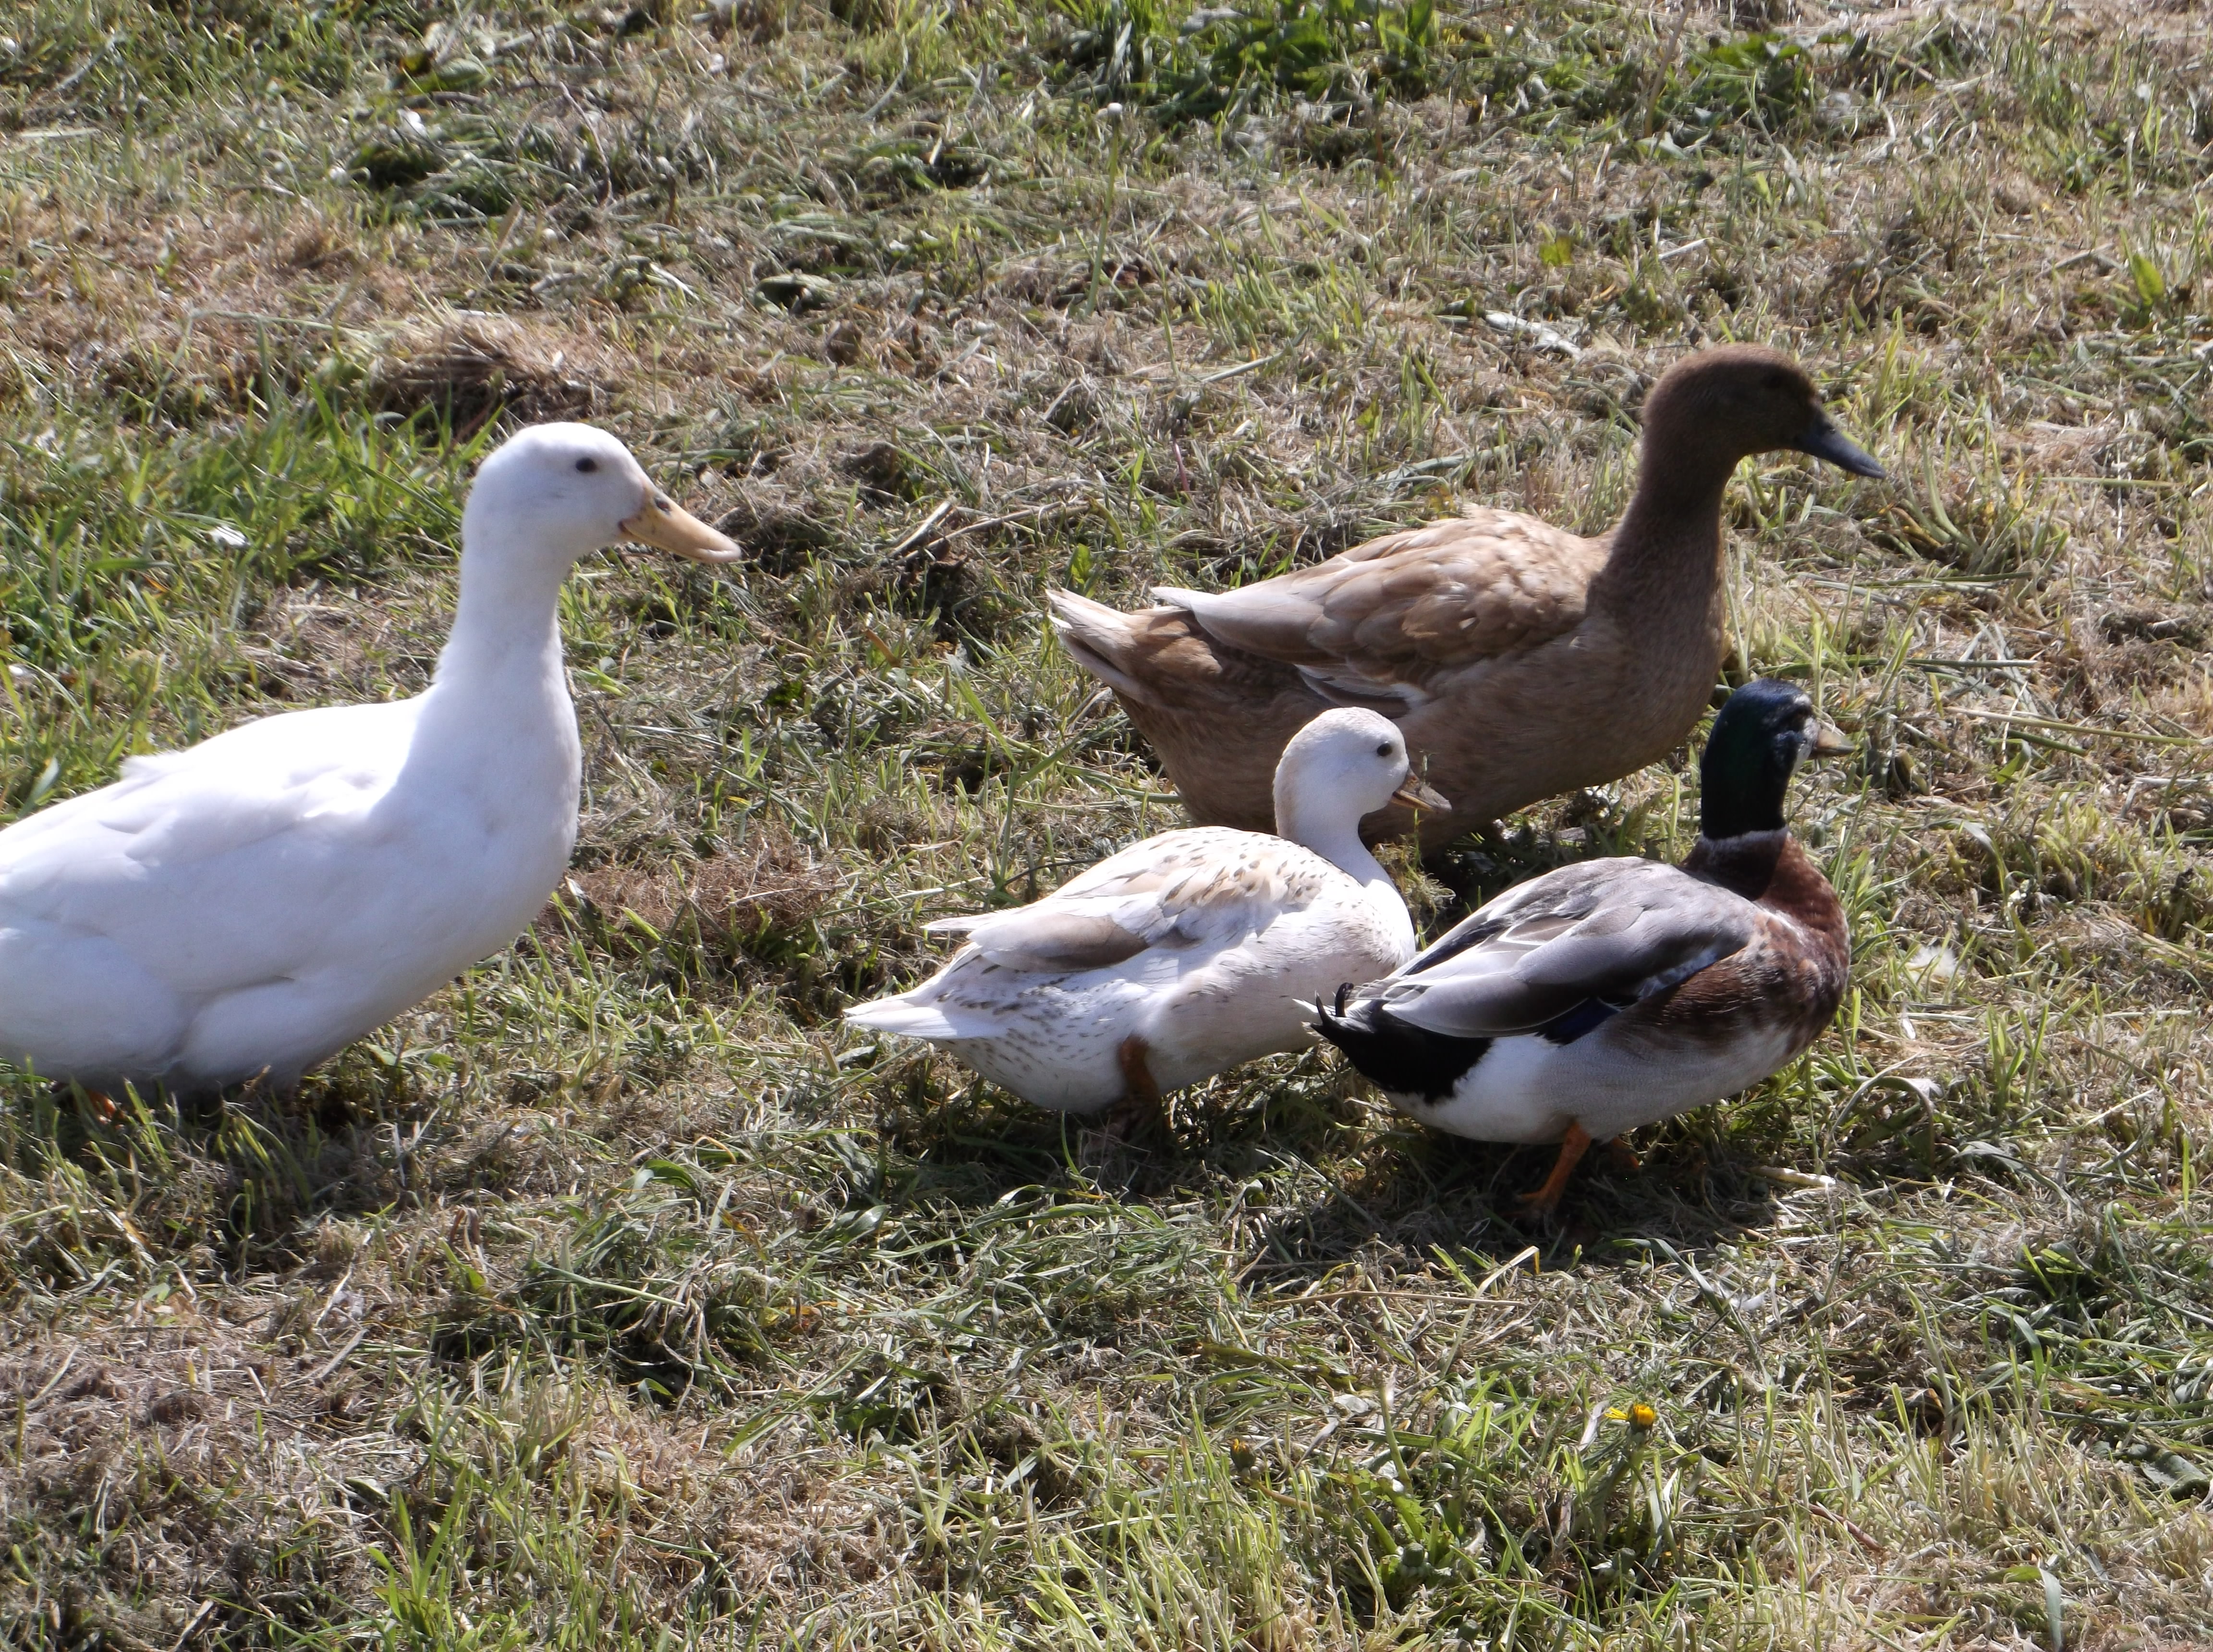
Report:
1272,709,1449,862
462,423,741,572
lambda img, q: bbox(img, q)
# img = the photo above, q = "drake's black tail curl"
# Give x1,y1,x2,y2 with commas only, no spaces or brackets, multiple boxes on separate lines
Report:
1314,985,1491,1105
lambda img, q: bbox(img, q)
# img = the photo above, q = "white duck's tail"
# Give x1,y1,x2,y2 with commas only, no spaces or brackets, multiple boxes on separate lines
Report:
1046,589,1156,705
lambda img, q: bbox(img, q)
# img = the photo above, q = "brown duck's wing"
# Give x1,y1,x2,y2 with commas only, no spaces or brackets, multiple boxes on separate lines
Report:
1155,512,1601,708
1048,588,1303,713
1369,859,1756,1037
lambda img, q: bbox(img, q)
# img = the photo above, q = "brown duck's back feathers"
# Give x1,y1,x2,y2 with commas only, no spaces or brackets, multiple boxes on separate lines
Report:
1156,511,1600,694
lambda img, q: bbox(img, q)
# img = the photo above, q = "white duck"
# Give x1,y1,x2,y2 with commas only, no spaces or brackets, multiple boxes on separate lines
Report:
845,708,1448,1124
0,423,738,1095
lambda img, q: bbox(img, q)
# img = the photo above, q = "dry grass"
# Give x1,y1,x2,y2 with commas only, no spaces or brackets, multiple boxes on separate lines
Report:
3,0,2213,1645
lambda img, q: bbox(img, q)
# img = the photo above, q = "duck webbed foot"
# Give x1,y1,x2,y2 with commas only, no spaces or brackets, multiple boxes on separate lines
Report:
1517,1120,1596,1217
1101,1036,1170,1143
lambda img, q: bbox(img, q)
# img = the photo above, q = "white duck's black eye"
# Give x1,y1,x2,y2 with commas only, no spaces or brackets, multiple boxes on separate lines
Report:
575,457,599,474
1375,742,1391,756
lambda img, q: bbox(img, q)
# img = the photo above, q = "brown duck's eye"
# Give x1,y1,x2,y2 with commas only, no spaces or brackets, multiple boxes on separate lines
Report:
575,457,598,474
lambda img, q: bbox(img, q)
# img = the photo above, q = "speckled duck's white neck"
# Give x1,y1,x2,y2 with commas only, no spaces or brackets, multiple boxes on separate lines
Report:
1274,784,1393,892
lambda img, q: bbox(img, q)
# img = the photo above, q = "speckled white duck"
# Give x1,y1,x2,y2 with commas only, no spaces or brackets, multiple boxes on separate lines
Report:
846,708,1448,1121
0,424,738,1094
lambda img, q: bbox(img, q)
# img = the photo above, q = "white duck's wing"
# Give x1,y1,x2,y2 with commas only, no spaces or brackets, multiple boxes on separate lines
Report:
925,827,1337,973
1369,858,1755,1036
0,702,415,992
1153,513,1602,711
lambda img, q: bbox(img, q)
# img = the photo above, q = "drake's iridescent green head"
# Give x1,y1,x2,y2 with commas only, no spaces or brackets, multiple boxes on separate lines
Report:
1699,679,1851,840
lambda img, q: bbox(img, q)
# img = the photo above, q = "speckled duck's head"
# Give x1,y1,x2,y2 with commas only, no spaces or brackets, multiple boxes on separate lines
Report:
1272,709,1449,858
1698,678,1853,842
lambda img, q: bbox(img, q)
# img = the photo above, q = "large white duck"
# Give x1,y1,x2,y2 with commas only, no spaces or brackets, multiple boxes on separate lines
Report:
0,423,739,1094
845,708,1447,1126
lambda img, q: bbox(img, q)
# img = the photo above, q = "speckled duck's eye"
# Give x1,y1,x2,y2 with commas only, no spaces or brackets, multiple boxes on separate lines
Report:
575,457,599,474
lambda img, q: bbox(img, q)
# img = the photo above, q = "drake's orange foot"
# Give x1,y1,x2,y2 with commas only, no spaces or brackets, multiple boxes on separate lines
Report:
1517,1121,1595,1217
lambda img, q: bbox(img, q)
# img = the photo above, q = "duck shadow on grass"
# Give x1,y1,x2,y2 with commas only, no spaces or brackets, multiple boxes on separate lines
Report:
870,1056,1791,1280
1240,1123,1791,1288
5,1054,460,1275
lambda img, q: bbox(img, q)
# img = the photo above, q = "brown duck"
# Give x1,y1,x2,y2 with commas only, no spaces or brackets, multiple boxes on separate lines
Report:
1048,345,1884,850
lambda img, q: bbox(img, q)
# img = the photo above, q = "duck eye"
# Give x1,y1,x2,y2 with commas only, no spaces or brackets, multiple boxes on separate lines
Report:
575,457,599,474
1375,742,1391,756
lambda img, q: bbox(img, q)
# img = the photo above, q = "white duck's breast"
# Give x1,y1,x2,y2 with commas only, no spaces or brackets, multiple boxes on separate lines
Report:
0,685,584,1089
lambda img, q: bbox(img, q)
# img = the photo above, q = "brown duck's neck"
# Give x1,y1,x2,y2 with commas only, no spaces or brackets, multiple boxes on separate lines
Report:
1685,830,1849,957
1586,427,1742,616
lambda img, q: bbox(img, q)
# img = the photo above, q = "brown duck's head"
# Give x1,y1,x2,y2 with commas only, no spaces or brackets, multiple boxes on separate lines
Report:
1642,344,1885,480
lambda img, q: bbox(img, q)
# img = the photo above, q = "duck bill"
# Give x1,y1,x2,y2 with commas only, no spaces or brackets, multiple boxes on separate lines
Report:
1390,778,1452,813
621,490,742,564
1809,719,1854,758
1794,415,1885,480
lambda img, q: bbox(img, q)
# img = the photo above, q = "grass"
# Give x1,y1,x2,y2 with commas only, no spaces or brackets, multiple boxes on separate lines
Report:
2,0,2213,1644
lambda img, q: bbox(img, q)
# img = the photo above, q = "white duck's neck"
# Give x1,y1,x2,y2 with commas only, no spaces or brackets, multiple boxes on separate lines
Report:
412,521,579,767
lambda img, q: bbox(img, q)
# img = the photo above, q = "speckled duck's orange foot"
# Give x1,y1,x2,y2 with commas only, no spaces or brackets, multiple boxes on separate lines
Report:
1516,1121,1596,1218
1100,1036,1170,1143
1599,1137,1640,1175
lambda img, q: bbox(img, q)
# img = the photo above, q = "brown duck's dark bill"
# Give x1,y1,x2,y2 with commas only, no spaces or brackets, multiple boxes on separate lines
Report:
1795,417,1885,479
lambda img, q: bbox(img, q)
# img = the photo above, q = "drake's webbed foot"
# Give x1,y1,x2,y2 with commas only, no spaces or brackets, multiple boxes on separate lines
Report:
1516,1120,1595,1218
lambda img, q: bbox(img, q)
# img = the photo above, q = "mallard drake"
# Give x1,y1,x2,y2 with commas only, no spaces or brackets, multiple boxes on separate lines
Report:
1313,678,1851,1213
845,708,1448,1123
1048,345,1882,849
0,424,739,1094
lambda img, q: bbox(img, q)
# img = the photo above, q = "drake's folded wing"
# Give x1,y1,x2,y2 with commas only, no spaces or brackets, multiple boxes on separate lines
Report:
1376,862,1754,1037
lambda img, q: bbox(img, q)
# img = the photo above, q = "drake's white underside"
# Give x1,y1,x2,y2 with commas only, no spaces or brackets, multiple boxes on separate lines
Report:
1391,1020,1805,1144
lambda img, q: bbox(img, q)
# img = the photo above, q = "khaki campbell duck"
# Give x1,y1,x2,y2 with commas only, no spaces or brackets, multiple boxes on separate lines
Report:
0,425,739,1095
1313,678,1851,1215
845,708,1447,1129
1048,345,1883,850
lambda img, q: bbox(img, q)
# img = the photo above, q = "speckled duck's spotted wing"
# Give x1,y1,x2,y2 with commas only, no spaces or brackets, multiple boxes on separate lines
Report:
935,827,1349,973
